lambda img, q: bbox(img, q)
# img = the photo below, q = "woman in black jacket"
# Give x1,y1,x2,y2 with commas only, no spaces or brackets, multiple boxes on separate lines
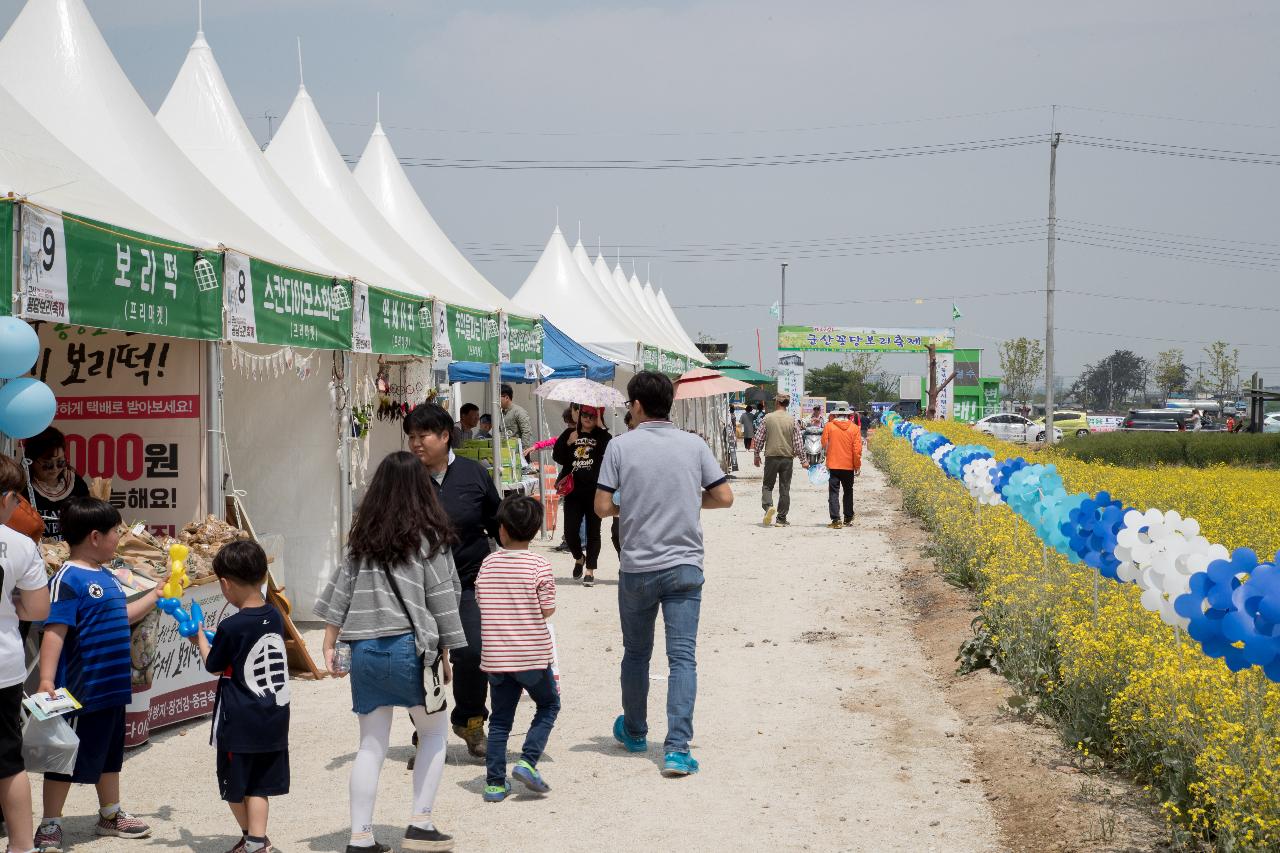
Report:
552,405,611,587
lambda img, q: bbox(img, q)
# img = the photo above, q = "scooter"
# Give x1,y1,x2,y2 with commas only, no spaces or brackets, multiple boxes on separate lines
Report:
802,429,825,468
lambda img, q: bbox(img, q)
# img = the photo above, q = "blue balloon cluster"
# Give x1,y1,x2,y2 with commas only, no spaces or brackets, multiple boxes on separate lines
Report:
880,411,1280,682
0,317,56,439
1174,549,1280,676
158,595,216,643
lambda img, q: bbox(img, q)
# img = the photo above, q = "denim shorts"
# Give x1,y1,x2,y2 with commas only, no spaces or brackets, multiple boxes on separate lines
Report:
349,633,426,715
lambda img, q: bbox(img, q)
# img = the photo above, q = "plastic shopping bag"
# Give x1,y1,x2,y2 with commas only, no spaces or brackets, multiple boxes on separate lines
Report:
548,624,561,695
807,463,830,486
22,712,79,776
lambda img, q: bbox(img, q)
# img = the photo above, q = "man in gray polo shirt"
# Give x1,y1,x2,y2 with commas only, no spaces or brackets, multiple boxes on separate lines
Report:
595,371,734,777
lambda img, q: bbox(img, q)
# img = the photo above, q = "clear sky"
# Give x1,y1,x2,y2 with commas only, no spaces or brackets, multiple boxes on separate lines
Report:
2,0,1276,386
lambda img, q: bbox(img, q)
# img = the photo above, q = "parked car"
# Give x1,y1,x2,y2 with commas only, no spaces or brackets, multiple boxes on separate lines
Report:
1264,412,1280,434
1037,409,1091,437
1121,409,1189,431
974,413,1062,443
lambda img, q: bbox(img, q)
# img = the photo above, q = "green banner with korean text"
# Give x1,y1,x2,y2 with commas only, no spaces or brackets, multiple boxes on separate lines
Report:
506,314,543,365
641,344,660,372
20,205,222,339
224,250,352,350
352,283,431,356
658,349,688,378
777,325,954,354
0,201,12,317
447,304,499,363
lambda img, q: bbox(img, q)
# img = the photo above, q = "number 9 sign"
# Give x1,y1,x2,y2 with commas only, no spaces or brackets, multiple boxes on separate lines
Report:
19,206,69,323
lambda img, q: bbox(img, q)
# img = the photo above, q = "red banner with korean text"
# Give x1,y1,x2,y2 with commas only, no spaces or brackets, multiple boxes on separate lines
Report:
32,324,205,537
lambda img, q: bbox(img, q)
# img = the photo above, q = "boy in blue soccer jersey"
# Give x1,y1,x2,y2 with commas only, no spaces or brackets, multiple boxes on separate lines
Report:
34,499,161,853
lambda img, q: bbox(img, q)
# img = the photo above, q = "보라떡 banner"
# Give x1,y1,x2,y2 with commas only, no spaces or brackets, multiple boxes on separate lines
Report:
224,250,352,350
20,205,222,340
777,325,954,354
351,283,432,356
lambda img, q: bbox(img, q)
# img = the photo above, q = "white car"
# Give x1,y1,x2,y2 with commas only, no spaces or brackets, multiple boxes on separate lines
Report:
974,413,1063,444
1264,412,1280,434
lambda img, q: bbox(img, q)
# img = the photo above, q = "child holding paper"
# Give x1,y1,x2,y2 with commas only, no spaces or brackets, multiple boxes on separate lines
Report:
35,499,160,853
474,496,559,802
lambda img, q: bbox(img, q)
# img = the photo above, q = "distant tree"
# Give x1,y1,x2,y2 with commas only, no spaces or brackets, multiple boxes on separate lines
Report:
998,337,1044,404
1203,341,1240,396
1154,348,1191,401
1070,349,1149,411
803,359,889,408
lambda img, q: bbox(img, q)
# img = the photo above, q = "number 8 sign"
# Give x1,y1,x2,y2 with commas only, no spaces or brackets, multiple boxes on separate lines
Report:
223,250,258,343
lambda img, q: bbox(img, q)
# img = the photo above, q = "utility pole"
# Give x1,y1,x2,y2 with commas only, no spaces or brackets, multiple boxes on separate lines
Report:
1043,117,1061,444
780,263,788,325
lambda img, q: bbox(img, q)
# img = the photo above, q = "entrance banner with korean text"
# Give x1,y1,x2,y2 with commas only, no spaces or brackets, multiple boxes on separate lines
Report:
778,326,954,353
0,201,11,317
506,314,544,365
351,283,432,356
446,304,499,363
20,205,221,339
33,325,203,539
224,250,352,350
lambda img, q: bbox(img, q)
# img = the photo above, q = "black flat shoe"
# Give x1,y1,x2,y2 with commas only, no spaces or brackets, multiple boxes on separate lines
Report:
583,570,595,587
573,560,584,579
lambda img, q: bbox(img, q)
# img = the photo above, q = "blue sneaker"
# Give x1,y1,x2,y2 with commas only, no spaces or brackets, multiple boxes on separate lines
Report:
483,781,511,802
662,751,700,777
613,715,647,753
512,760,550,793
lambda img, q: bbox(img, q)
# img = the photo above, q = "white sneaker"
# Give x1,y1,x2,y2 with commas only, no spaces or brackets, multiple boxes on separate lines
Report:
763,508,776,526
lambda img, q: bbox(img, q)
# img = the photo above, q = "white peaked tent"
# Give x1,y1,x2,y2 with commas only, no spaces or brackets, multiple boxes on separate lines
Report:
157,30,407,287
657,287,706,359
265,84,477,307
572,241,649,345
353,121,517,313
0,0,320,271
612,262,656,342
620,265,681,355
0,82,189,241
595,253,650,347
511,227,635,364
639,276,693,357
644,280,703,361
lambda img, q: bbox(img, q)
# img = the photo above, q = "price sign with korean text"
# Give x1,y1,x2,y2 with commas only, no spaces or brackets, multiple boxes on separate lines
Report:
33,325,204,539
20,206,221,339
223,250,352,349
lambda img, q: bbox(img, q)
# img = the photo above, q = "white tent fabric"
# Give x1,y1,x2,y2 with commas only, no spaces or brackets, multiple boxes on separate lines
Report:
572,241,650,345
657,287,706,360
511,227,634,364
157,31,410,288
623,266,684,355
0,82,189,240
0,0,321,270
265,84,477,306
642,279,692,356
612,263,658,344
353,122,518,313
643,280,702,361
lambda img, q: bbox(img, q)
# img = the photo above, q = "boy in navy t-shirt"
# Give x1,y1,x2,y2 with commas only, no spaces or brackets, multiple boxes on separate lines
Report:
193,540,290,853
35,499,161,852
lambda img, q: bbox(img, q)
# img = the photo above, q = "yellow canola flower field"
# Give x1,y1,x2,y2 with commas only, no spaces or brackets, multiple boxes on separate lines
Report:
871,421,1280,851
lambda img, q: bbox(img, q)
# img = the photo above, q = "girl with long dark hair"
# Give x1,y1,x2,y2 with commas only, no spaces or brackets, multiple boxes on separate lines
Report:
315,451,466,853
552,405,612,587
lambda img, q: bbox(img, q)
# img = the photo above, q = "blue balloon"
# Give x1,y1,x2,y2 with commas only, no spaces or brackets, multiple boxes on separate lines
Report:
0,378,56,439
0,318,38,380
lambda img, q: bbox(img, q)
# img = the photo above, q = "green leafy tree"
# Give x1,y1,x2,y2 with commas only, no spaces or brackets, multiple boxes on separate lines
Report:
1070,350,1149,411
1203,340,1240,396
1154,348,1190,401
998,337,1044,404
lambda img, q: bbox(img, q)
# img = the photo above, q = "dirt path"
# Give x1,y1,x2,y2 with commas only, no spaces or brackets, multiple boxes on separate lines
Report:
34,453,1002,853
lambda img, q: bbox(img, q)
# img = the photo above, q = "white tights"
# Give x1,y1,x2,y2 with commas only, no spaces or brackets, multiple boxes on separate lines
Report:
348,705,448,848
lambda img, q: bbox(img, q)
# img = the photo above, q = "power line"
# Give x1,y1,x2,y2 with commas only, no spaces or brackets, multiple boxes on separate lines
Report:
1064,134,1280,166
1058,327,1280,349
1060,290,1280,313
359,134,1047,170
1057,104,1280,132
671,290,1039,309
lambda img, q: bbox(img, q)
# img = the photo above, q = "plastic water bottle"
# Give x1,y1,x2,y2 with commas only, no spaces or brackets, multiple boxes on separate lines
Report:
332,642,352,675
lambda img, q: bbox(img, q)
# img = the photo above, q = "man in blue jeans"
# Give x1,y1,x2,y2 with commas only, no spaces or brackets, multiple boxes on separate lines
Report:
596,371,734,777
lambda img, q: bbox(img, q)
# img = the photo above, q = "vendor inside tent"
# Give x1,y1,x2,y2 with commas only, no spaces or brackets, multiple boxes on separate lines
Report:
22,427,90,541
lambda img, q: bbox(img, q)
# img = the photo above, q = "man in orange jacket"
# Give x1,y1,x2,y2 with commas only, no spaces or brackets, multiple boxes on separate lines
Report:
821,408,863,529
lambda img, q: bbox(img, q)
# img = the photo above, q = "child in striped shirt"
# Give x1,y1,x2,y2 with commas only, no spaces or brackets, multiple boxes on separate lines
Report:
474,496,559,803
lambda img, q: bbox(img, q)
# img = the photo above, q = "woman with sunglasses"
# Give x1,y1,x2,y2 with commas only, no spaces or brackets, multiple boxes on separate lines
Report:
552,405,611,586
22,427,89,542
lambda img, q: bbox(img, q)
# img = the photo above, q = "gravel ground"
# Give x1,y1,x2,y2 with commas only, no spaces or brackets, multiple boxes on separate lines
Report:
24,451,1002,853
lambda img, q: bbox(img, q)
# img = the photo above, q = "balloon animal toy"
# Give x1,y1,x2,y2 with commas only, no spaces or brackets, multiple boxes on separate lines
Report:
157,544,213,642
161,544,191,599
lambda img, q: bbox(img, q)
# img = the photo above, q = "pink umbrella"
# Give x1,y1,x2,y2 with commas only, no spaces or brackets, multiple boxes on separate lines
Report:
674,367,753,400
